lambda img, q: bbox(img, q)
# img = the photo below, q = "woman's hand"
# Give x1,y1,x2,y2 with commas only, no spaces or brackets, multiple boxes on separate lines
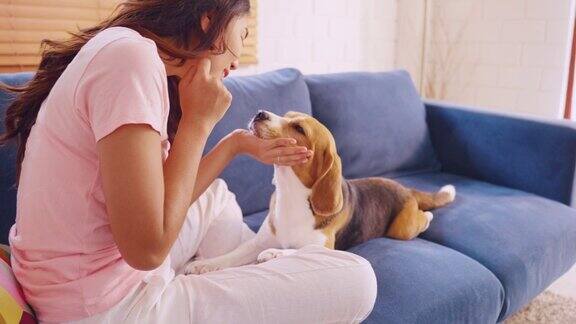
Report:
227,129,313,166
178,58,232,128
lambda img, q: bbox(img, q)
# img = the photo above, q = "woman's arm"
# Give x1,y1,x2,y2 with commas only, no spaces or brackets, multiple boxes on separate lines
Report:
97,120,211,271
98,59,231,271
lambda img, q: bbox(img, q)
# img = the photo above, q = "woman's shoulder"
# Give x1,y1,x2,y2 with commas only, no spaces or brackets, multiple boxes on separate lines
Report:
72,26,168,110
67,27,168,104
90,27,161,61
94,26,156,48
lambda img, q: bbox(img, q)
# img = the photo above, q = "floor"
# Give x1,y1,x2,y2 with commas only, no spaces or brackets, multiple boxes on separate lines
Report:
548,264,576,298
505,291,576,323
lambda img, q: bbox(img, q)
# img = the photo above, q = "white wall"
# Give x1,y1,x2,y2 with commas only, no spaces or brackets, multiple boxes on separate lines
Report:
236,0,397,76
395,0,427,95
397,0,575,118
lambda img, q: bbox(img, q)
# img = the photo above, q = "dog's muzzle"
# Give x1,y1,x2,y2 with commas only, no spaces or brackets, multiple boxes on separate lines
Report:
248,110,271,137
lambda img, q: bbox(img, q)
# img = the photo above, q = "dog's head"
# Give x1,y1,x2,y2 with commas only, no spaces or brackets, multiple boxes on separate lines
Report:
249,110,343,216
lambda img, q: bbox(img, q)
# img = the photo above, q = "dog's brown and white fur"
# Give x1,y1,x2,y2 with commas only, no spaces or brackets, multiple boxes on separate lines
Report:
183,110,456,275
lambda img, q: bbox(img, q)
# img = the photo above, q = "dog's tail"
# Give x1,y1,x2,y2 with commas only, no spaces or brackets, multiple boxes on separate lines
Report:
410,185,456,211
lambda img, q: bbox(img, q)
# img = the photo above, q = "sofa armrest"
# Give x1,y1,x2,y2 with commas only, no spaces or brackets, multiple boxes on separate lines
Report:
425,100,576,206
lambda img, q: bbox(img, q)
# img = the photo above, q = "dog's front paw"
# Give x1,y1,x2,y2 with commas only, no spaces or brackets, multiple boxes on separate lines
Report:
422,211,433,231
184,259,224,275
256,248,296,264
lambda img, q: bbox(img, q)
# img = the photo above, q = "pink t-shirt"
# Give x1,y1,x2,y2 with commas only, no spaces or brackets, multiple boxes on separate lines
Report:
8,27,173,322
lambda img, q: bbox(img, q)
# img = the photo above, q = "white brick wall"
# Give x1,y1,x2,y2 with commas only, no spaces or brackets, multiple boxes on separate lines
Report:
526,0,572,19
501,21,546,42
396,0,575,118
236,0,397,76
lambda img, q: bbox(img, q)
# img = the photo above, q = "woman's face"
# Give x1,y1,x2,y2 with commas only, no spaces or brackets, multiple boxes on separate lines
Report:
211,15,249,78
162,14,249,79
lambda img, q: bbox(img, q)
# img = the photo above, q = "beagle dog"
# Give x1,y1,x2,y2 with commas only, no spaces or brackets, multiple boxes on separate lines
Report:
183,110,456,275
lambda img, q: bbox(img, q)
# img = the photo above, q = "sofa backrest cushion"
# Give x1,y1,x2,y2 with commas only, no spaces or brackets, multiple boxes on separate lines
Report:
304,70,440,179
0,72,34,245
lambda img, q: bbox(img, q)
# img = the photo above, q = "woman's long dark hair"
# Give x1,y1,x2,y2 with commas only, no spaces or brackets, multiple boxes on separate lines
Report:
0,0,250,183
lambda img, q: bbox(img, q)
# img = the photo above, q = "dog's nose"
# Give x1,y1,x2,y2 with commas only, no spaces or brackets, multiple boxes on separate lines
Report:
254,110,269,122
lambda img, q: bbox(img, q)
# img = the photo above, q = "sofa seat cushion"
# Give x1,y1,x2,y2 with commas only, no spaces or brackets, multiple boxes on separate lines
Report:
242,212,504,324
393,172,576,321
349,238,503,324
207,68,312,215
304,70,440,179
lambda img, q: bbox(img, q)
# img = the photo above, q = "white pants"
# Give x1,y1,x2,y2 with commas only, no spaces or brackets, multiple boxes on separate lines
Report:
68,179,378,324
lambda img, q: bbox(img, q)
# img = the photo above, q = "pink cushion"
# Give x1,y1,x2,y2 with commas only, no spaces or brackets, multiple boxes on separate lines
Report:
0,246,37,323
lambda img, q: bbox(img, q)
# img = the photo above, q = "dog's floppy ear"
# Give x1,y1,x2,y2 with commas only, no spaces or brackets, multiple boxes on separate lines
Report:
309,146,343,216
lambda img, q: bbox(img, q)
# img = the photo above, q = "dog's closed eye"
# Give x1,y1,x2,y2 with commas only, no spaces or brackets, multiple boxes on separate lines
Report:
292,123,306,135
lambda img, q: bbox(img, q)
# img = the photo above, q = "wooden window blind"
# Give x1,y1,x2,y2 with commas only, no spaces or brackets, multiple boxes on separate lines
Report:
0,0,257,73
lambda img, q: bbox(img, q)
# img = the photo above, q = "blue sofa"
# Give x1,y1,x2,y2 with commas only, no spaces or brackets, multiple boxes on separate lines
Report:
1,69,576,323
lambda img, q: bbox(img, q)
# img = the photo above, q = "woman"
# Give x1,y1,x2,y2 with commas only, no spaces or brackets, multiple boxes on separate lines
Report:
0,0,377,323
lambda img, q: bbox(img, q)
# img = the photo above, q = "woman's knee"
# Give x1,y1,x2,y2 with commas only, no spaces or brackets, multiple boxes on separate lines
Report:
207,178,234,205
298,245,378,320
200,178,242,223
209,177,229,194
212,179,242,218
191,178,250,258
174,179,242,262
350,257,378,321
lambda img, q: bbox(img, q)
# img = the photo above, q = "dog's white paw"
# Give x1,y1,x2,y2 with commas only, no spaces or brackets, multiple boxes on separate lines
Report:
422,211,433,231
183,259,224,275
256,248,295,264
440,184,456,202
